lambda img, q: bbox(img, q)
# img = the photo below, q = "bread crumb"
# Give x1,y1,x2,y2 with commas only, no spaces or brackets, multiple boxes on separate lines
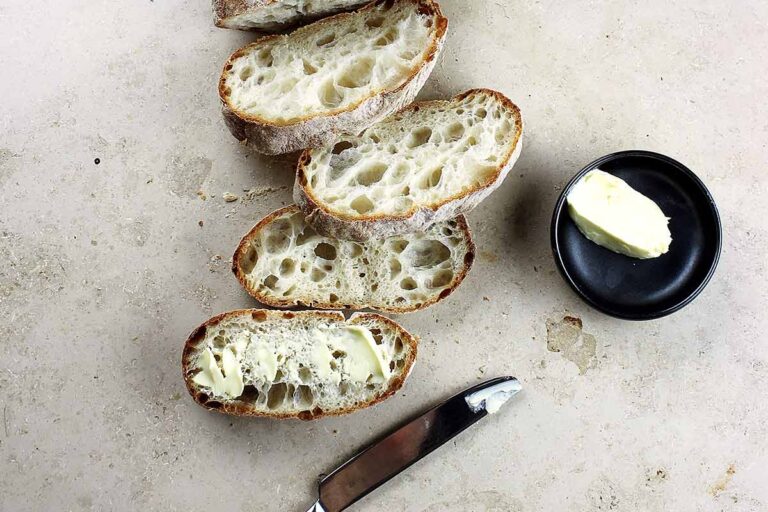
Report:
223,192,239,202
208,254,224,272
483,296,489,301
196,190,207,200
243,185,288,201
198,220,204,227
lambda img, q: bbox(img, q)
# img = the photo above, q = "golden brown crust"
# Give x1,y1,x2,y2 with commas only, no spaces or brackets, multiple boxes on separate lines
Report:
181,309,418,420
217,0,448,154
231,205,475,313
294,89,523,240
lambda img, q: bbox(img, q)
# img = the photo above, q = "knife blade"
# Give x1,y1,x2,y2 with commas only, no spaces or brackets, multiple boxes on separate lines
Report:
306,376,522,512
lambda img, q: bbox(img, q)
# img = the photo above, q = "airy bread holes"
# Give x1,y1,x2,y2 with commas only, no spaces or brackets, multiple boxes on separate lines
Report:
337,58,374,88
303,59,318,75
444,122,465,141
375,27,399,46
389,258,402,276
391,239,409,253
267,383,288,409
319,80,344,108
279,258,296,276
310,268,326,282
475,108,487,119
357,162,387,185
240,246,258,274
239,66,254,81
418,167,442,189
265,230,290,252
394,337,404,354
365,15,385,28
350,195,374,214
349,243,363,258
370,328,384,344
314,242,337,260
298,367,312,384
316,33,336,47
400,277,417,290
429,269,453,288
405,239,451,267
296,226,317,245
295,385,314,409
406,127,432,148
263,274,279,290
332,141,355,155
256,47,273,67
329,293,339,303
239,385,260,403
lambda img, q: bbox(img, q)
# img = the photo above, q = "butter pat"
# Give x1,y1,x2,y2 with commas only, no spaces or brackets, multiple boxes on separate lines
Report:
192,346,245,399
315,326,391,383
567,170,672,259
251,342,278,382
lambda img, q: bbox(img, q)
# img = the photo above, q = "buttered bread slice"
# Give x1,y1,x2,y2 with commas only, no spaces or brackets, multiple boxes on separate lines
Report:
182,309,417,420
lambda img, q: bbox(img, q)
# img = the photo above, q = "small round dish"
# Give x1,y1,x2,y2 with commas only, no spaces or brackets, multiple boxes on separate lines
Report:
551,150,722,320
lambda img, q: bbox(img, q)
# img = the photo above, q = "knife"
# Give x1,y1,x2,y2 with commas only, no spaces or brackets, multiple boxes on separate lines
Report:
305,376,522,512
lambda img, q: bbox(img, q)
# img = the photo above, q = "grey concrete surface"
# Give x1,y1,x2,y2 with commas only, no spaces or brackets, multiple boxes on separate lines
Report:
1,1,767,510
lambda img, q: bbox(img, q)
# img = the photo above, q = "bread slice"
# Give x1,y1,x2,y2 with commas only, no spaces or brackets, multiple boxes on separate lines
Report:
294,89,524,241
182,309,417,420
233,205,475,313
213,0,371,32
218,0,448,155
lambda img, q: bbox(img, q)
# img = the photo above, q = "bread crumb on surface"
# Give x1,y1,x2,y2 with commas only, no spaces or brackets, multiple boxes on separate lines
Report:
196,190,207,200
243,186,288,201
223,192,239,202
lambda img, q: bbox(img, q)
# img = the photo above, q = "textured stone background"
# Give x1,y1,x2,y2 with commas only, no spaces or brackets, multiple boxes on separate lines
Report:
1,1,767,510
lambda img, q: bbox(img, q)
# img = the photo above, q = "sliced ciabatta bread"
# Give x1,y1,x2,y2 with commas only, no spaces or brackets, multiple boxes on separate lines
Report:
183,309,417,420
233,205,475,313
218,0,448,155
294,89,524,241
213,0,370,32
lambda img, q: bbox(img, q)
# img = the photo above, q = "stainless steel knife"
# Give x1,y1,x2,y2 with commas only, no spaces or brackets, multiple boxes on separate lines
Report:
305,376,522,512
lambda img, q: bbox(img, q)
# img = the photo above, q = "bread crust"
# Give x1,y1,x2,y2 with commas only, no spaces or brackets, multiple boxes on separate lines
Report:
213,0,370,32
181,309,418,420
294,88,524,241
232,205,475,313
218,0,448,155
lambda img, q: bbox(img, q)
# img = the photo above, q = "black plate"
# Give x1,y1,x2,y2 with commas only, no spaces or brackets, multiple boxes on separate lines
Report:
551,151,722,320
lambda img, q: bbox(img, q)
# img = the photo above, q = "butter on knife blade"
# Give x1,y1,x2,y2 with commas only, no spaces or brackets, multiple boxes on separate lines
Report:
464,378,523,414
